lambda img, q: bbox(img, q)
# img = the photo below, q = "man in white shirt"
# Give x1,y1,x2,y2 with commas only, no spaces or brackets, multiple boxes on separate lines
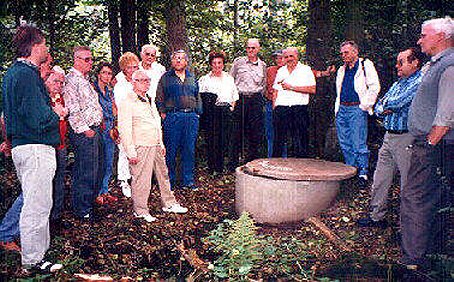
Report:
139,44,166,100
272,47,316,157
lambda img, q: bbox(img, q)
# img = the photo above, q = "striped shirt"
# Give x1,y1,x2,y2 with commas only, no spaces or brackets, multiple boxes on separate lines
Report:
375,70,422,131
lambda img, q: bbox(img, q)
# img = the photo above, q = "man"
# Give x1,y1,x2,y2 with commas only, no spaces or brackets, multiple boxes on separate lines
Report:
265,50,285,157
139,44,166,98
229,38,267,170
2,25,65,273
272,47,316,157
402,17,453,270
64,46,104,220
118,70,188,222
156,50,202,190
358,48,424,228
114,52,139,197
335,40,380,185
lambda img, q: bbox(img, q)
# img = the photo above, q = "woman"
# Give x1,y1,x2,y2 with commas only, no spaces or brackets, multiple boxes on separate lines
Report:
94,62,118,204
198,51,238,173
117,70,188,223
114,52,140,197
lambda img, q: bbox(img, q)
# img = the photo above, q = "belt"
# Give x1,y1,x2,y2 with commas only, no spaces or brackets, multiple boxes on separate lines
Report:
387,129,408,135
168,108,195,113
340,101,360,106
240,92,261,97
215,102,231,107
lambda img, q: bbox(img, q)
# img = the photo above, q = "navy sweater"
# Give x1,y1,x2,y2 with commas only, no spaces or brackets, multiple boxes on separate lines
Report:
2,60,60,147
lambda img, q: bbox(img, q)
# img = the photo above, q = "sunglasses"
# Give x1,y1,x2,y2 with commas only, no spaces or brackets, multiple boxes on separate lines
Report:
77,56,93,63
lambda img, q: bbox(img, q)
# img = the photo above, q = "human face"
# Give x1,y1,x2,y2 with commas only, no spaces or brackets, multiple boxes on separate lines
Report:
275,55,285,67
32,39,49,65
210,57,224,75
417,25,444,56
98,66,113,85
171,52,188,72
132,73,151,95
74,50,93,75
123,62,139,80
141,47,157,65
45,72,65,96
340,44,359,65
396,50,419,78
246,40,260,60
39,53,53,80
284,49,298,66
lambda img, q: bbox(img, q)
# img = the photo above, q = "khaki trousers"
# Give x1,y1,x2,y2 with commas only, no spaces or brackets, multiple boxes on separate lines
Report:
129,146,177,215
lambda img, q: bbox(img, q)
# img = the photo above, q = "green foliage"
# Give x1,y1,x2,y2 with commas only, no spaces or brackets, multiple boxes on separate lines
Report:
205,212,264,280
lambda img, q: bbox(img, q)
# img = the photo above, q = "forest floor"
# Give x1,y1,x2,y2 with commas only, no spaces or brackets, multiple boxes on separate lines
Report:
0,154,451,281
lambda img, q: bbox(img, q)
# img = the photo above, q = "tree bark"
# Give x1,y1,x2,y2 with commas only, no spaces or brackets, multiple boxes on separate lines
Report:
136,0,150,50
119,0,137,53
108,0,121,73
163,0,188,54
344,0,364,45
306,0,336,158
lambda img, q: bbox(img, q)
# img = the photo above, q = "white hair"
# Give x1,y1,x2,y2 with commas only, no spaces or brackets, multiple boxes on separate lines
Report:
422,16,454,39
141,44,157,54
52,65,65,75
131,69,148,80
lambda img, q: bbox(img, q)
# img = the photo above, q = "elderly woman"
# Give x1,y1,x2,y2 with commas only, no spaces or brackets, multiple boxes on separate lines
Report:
198,51,238,174
114,52,140,198
118,70,188,223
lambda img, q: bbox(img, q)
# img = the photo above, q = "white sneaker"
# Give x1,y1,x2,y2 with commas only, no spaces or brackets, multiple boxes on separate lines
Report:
120,181,131,198
162,203,188,214
134,213,157,223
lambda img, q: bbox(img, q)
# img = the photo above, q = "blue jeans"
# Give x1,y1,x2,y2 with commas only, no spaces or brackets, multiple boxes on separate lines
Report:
0,148,67,241
99,128,115,195
336,105,369,175
163,112,199,188
69,127,104,217
264,101,274,158
0,193,22,242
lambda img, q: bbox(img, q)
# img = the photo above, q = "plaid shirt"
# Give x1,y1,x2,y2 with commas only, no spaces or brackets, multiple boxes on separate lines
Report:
63,68,103,133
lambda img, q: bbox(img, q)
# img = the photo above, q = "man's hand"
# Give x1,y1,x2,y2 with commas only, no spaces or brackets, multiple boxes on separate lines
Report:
129,157,139,165
160,113,166,120
84,129,96,138
161,146,166,156
281,82,292,91
53,104,68,119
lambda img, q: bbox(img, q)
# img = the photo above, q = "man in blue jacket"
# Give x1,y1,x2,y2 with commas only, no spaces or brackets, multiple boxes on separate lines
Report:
2,25,66,274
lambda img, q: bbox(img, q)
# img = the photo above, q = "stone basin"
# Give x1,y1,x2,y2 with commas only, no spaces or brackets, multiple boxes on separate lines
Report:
235,158,357,224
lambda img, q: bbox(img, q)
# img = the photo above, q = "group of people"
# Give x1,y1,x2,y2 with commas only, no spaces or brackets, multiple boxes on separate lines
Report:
0,15,452,276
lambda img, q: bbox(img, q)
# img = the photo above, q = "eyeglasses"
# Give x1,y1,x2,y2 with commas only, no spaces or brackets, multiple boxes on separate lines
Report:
144,52,156,57
134,78,151,83
77,56,93,63
246,46,257,50
100,71,113,75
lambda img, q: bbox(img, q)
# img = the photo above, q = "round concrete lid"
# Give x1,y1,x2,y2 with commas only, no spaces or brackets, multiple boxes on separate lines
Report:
242,158,357,181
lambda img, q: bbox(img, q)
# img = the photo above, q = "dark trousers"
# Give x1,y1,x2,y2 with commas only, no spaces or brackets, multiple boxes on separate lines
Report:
163,112,199,187
69,127,104,218
229,94,264,170
400,139,441,266
205,104,233,173
51,147,67,220
272,105,309,158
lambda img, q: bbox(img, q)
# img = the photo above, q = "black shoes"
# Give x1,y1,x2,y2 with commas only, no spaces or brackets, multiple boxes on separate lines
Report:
357,216,388,228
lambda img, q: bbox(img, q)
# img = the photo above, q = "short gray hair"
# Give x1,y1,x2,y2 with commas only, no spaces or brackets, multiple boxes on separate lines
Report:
171,49,188,60
141,44,156,54
340,40,359,51
131,69,148,81
422,16,454,39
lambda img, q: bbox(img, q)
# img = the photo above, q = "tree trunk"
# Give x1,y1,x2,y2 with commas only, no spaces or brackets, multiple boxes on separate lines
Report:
306,0,336,158
46,0,56,52
163,0,188,58
344,0,364,45
108,0,121,73
136,0,150,50
120,0,137,53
